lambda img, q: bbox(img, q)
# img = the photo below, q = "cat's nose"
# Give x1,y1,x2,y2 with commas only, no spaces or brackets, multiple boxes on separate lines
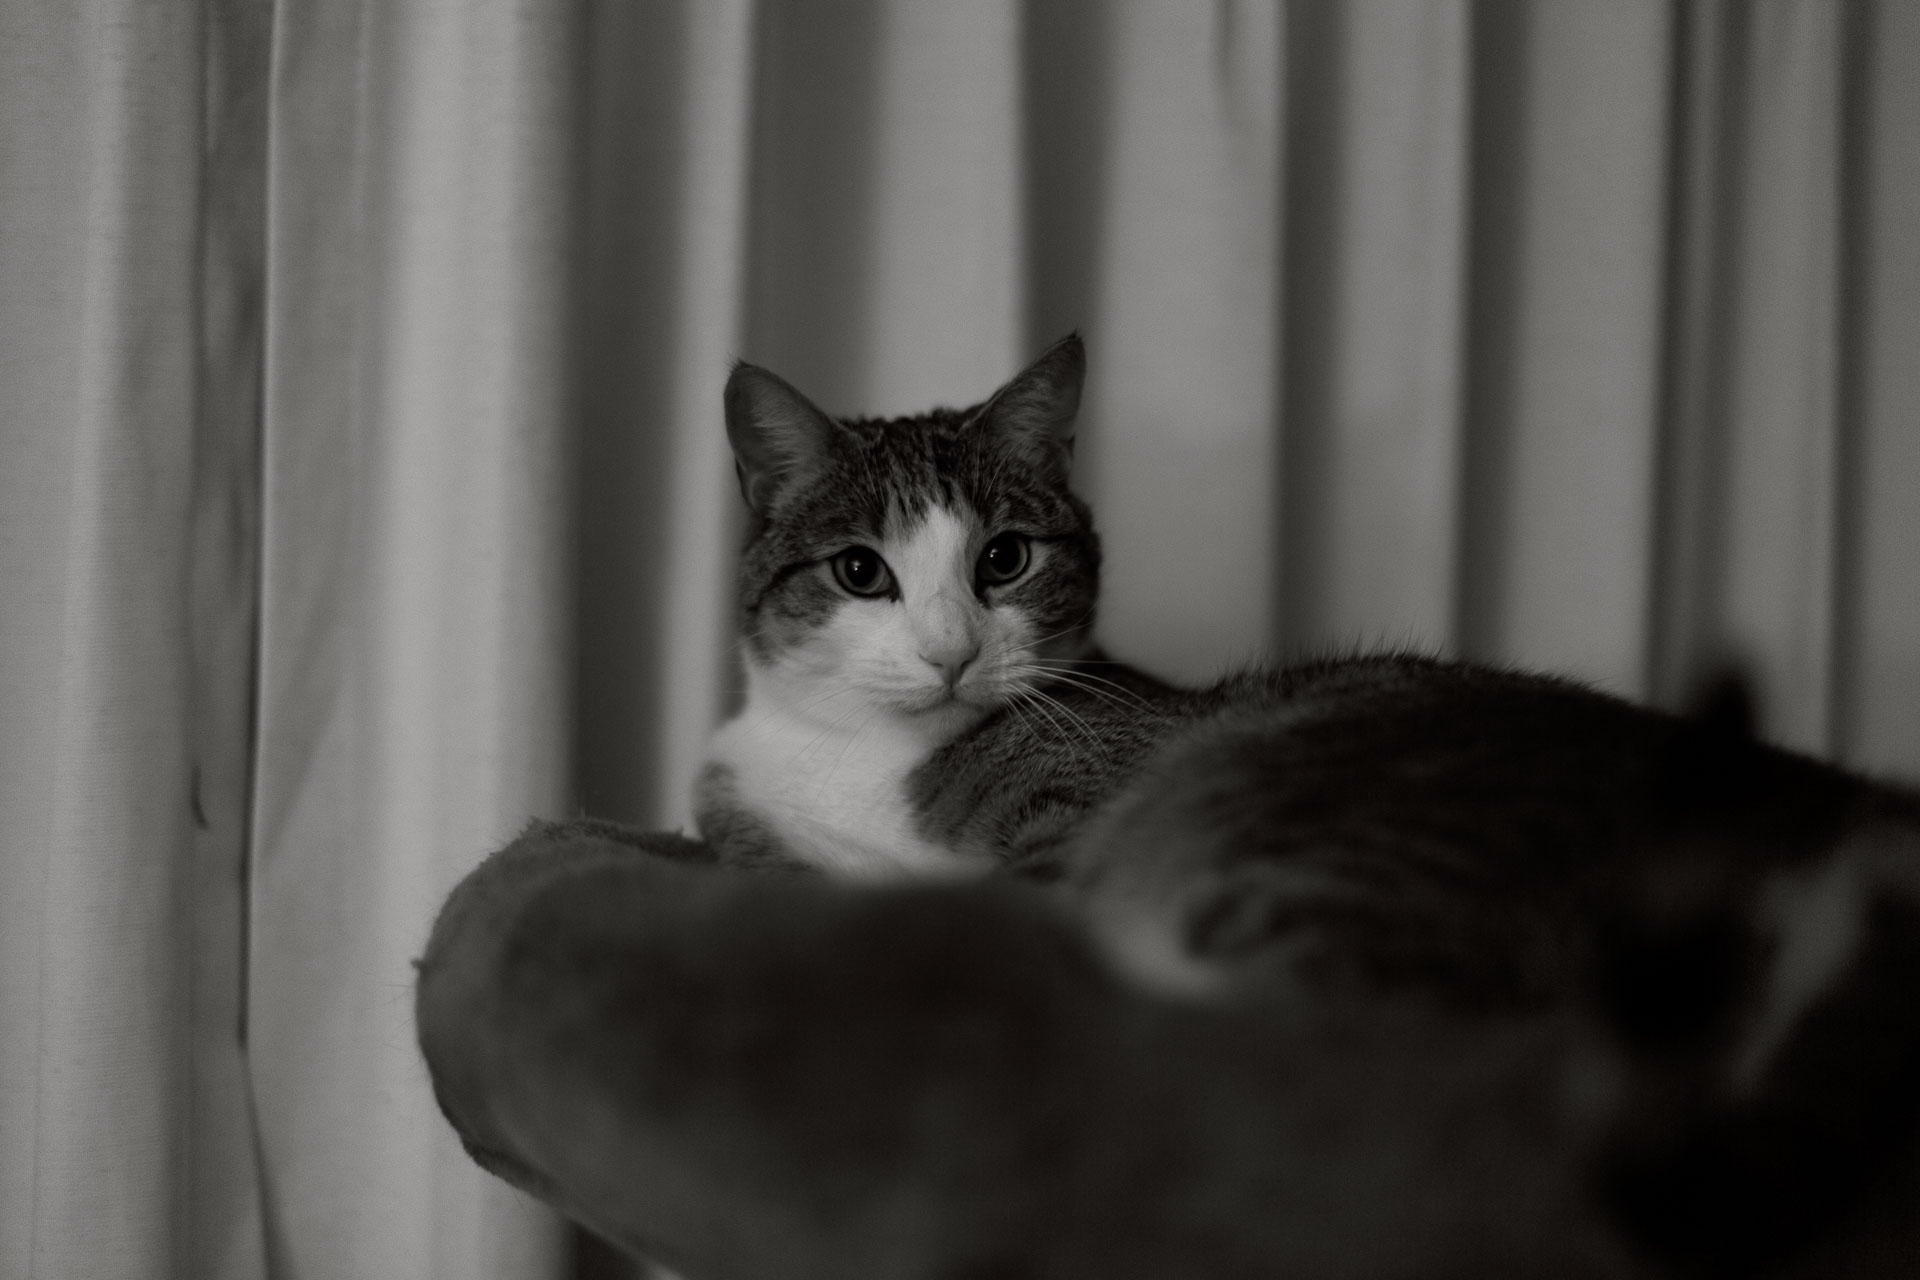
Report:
912,593,981,686
920,642,979,687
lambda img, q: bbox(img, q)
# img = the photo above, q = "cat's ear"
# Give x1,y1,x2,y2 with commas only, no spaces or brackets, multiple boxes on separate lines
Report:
975,332,1085,471
725,362,839,515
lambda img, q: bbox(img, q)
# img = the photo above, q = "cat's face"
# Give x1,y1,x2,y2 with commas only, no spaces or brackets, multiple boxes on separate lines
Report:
726,335,1099,732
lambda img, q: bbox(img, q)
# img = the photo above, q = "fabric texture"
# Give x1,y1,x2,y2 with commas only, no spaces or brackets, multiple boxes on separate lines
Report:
2,2,1917,1278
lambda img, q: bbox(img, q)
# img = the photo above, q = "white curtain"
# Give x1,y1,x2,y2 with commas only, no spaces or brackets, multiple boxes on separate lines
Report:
2,3,268,1276
3,2,1916,1278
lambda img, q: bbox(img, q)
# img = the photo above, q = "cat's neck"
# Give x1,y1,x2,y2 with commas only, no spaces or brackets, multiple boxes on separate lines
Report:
701,662,993,877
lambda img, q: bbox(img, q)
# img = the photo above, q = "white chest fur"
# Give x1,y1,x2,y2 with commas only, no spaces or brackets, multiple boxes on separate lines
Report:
704,694,988,879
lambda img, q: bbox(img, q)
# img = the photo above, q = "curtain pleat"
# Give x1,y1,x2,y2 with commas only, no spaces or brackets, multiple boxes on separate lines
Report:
192,11,275,1277
1458,1,1672,696
0,2,267,1277
575,0,756,833
4,3,1919,1278
742,3,1025,414
1649,0,1911,757
251,0,574,1274
638,4,760,832
1706,0,1849,755
1077,0,1284,681
1282,0,1474,658
1848,0,1920,776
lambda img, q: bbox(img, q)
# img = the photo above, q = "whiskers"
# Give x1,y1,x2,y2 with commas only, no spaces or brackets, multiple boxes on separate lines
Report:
1004,680,1107,755
817,701,886,788
957,625,1159,759
993,663,1146,760
790,688,877,772
736,618,1158,772
1018,615,1099,659
1023,659,1157,714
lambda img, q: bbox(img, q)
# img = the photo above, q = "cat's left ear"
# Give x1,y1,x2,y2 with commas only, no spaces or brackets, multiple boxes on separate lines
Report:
975,332,1085,472
725,362,839,515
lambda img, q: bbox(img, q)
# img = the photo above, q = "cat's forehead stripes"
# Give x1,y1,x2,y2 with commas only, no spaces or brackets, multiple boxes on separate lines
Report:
835,415,991,530
776,412,1069,545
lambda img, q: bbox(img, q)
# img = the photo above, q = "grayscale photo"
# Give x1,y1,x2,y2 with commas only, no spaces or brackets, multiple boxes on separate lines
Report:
3,3,1918,1278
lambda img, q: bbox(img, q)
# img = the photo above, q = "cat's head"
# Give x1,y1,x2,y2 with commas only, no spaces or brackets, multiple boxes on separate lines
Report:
724,334,1100,731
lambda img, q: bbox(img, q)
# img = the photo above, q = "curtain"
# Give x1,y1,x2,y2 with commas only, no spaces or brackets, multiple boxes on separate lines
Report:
1,3,268,1276
3,2,1916,1278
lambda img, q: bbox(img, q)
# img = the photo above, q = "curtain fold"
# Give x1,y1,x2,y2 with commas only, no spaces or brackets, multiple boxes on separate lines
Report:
1083,0,1285,680
249,0,578,1273
574,0,754,833
3,3,1918,1279
0,2,267,1276
1456,1,1672,691
1281,0,1475,660
1652,0,1847,751
1850,0,1920,776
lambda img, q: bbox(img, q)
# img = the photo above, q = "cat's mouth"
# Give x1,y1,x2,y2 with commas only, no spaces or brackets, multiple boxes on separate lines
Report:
895,683,997,720
900,689,964,714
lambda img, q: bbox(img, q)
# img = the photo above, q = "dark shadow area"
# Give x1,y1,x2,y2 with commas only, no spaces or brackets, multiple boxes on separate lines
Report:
740,0,886,411
568,16,700,1280
573,1226,643,1280
1021,0,1114,355
1645,0,1750,709
1276,0,1345,655
571,0,696,829
1452,0,1531,662
1022,0,1115,502
1826,0,1875,760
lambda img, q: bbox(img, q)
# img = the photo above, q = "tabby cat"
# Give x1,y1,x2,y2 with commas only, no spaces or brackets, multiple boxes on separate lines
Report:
696,332,1119,879
691,335,1920,1268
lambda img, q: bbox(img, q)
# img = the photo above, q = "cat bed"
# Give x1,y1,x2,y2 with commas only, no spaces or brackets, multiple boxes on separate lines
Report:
416,818,1920,1280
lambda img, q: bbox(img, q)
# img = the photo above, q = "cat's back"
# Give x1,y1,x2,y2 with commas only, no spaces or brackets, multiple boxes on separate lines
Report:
1120,653,1867,869
1072,655,1675,882
914,652,1648,879
1068,654,1888,1003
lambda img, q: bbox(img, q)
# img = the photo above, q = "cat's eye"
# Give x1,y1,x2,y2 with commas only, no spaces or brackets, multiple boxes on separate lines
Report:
830,546,893,598
977,532,1031,587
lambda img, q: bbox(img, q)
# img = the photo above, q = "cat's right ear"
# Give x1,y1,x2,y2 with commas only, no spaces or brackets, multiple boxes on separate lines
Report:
724,362,838,515
976,332,1086,473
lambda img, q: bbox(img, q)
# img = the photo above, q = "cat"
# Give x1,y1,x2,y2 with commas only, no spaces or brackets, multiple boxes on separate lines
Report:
685,336,1920,1270
395,337,1920,1278
695,332,1124,879
694,335,1920,1003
